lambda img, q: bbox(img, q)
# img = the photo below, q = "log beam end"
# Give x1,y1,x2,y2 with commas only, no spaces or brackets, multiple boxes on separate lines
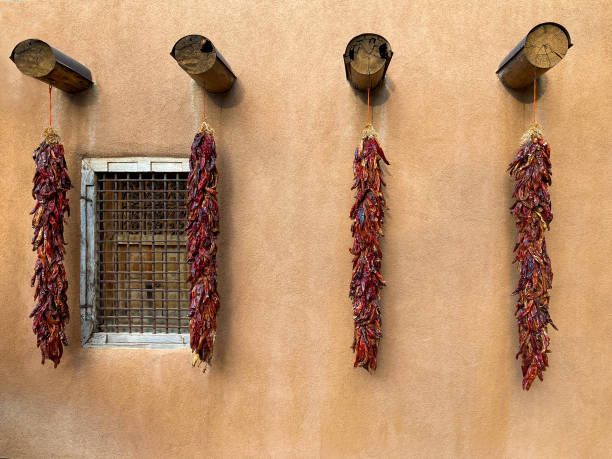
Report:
497,23,572,89
10,39,93,93
171,35,235,94
344,33,393,91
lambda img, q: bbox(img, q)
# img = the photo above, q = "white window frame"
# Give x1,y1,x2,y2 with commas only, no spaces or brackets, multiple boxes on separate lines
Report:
80,157,191,349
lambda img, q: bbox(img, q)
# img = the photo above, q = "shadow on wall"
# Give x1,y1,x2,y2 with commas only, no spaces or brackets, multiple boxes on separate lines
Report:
63,84,100,107
208,78,245,109
505,158,522,387
501,74,548,104
207,133,235,371
351,76,395,108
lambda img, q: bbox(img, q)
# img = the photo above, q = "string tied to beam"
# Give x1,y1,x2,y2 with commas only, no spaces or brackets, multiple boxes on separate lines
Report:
202,87,206,122
198,87,214,135
49,84,52,127
43,84,60,144
533,77,536,123
367,87,371,125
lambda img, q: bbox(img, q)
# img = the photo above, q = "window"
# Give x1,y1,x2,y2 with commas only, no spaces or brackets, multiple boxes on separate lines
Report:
80,158,191,348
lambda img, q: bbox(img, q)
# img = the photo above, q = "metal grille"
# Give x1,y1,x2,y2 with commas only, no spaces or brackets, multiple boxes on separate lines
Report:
95,172,190,334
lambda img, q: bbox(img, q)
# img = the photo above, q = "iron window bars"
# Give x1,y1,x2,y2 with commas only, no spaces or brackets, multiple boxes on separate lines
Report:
80,158,191,348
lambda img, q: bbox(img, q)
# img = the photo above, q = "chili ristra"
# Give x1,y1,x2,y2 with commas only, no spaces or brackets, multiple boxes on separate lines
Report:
187,121,220,372
30,127,72,367
508,122,557,390
349,124,389,371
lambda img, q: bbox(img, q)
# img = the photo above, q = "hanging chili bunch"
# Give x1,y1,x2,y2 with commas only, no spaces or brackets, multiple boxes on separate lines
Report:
508,122,557,390
187,120,220,372
349,123,389,371
30,126,72,367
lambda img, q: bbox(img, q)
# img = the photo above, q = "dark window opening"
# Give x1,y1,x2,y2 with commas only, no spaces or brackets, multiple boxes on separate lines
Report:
95,171,190,334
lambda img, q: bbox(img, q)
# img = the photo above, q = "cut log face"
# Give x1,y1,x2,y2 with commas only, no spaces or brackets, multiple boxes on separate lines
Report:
171,35,236,93
10,39,93,93
12,40,55,77
344,33,393,91
497,23,572,89
524,23,569,69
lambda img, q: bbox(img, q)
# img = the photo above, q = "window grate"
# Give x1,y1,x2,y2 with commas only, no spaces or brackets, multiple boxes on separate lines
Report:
95,171,190,334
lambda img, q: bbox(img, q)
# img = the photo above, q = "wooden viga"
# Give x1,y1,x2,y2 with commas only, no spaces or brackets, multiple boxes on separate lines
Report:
170,35,235,93
497,22,572,89
344,33,393,91
10,39,93,93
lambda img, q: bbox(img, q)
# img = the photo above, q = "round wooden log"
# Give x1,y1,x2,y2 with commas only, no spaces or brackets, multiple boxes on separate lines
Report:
9,39,93,93
496,23,572,89
170,35,236,93
344,33,393,91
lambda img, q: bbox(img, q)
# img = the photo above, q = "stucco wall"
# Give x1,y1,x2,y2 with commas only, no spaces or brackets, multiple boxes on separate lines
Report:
1,1,612,457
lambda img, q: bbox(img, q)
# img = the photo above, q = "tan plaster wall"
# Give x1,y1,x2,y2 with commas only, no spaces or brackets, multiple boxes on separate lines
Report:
1,1,612,457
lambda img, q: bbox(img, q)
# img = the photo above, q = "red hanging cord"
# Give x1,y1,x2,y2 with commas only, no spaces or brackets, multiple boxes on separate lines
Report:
367,87,371,124
203,87,206,122
533,78,536,123
49,84,52,127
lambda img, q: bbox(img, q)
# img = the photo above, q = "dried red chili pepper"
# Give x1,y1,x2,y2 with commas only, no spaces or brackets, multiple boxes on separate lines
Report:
187,121,220,372
30,127,72,367
349,124,389,371
508,122,557,390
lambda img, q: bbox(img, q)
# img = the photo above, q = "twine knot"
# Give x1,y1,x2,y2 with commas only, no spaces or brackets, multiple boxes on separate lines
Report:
362,123,378,140
42,127,61,145
198,120,215,136
519,122,544,146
